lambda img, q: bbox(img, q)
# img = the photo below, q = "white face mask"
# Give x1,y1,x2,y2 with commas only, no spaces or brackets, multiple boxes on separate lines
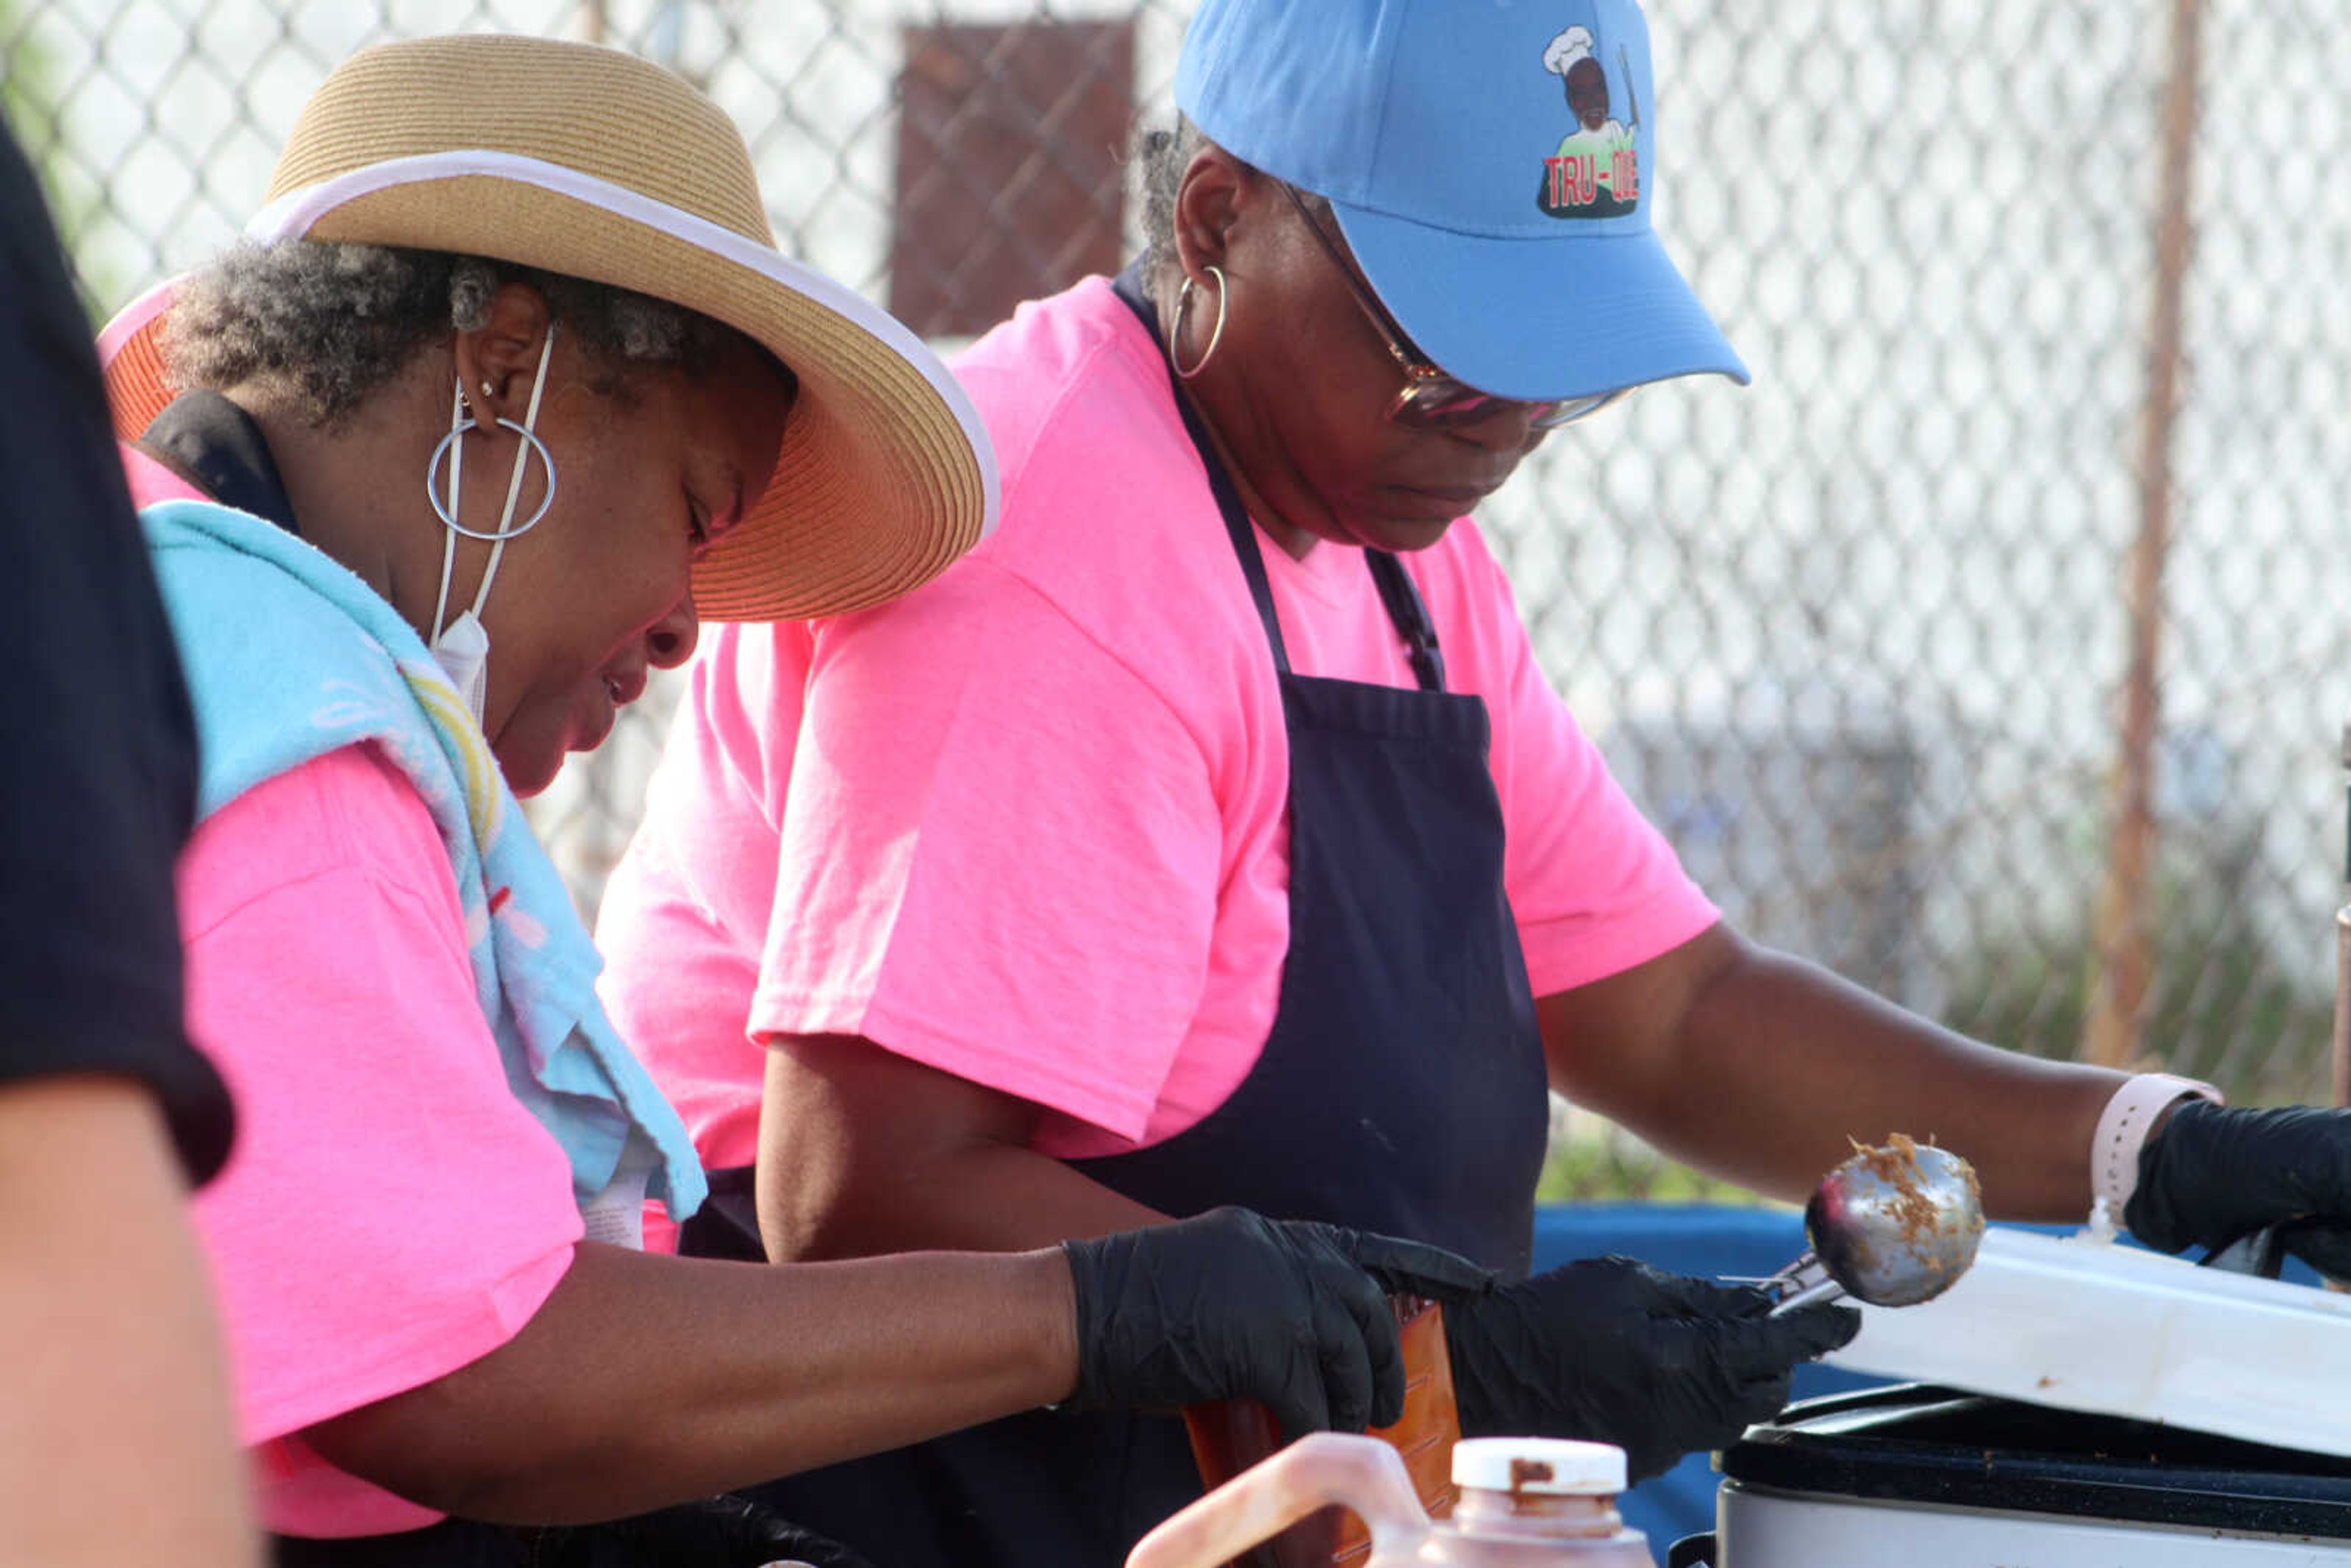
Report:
429,325,560,724
429,608,492,720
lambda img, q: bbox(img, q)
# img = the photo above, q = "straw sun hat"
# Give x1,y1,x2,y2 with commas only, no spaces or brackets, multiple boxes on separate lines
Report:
99,32,996,622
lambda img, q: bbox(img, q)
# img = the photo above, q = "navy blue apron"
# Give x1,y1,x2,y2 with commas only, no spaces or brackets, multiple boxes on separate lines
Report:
721,264,1549,1566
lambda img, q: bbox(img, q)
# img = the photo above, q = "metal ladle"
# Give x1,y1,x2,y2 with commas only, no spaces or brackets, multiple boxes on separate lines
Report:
1763,1138,1986,1316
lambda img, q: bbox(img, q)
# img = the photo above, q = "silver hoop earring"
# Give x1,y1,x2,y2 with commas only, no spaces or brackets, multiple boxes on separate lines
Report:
1169,264,1228,381
425,417,558,541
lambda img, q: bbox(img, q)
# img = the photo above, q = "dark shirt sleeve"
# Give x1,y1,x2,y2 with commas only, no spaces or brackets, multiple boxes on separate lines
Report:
0,119,233,1184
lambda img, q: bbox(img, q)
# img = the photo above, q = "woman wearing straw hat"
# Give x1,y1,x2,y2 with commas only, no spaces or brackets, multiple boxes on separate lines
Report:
600,0,2351,1561
96,32,1488,1566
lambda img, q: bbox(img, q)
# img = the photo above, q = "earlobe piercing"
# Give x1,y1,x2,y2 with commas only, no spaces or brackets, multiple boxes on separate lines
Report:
1169,264,1229,381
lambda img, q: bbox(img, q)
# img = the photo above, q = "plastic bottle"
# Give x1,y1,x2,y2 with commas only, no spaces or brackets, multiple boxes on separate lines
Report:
1128,1433,1652,1568
1185,1296,1460,1566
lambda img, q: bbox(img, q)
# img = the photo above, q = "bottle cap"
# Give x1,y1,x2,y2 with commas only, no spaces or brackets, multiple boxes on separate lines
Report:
1452,1438,1627,1496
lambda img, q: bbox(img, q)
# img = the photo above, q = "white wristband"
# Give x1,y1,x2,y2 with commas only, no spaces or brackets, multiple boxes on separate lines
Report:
2091,1072,2223,1214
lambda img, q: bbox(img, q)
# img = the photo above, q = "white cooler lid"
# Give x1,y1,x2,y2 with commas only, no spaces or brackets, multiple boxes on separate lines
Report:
1826,1224,2351,1457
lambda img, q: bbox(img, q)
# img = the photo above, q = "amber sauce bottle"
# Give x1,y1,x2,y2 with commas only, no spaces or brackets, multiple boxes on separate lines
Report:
1182,1296,1461,1568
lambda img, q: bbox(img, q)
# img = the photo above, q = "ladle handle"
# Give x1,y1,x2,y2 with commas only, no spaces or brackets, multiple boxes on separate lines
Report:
1760,1250,1831,1296
1766,1275,1848,1316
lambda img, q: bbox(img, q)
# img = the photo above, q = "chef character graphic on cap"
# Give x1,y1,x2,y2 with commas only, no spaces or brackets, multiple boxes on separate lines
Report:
1539,23,1640,218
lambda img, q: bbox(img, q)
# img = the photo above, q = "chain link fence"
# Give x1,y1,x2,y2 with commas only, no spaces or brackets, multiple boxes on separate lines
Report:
12,0,2349,1198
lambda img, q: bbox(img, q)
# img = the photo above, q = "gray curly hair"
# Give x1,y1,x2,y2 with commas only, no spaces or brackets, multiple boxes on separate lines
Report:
1134,117,1207,288
161,241,758,427
1134,116,1331,290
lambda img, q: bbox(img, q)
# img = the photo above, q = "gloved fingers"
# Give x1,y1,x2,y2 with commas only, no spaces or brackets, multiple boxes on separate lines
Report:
1258,1334,1336,1442
1712,1299,1858,1376
1575,1254,1777,1322
1707,1299,1860,1382
2132,1101,2351,1254
756,1526,881,1568
728,1499,882,1568
2296,1108,2351,1218
1611,1356,1764,1484
1305,1268,1385,1433
1775,1300,1862,1357
1648,1349,1795,1466
1638,1268,1782,1323
2277,1218,2351,1283
1723,1365,1800,1431
583,1495,882,1568
1340,1229,1496,1303
1319,1240,1410,1428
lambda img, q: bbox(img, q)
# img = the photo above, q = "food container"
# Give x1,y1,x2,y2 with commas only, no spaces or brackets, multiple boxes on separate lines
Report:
1680,1223,2351,1565
1706,1384,2351,1565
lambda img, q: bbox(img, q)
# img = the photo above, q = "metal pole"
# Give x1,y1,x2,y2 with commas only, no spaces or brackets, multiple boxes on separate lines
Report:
2084,0,2203,1070
2334,718,2351,1109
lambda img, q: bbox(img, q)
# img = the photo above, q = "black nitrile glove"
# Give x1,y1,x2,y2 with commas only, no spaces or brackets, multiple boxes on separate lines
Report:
533,1493,878,1568
2127,1100,2351,1278
1442,1255,1860,1482
1060,1206,1493,1438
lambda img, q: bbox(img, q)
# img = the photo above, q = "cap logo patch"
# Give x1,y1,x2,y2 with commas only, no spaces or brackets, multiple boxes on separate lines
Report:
1537,23,1640,219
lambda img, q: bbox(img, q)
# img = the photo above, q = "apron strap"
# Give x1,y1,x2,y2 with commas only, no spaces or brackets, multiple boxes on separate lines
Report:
1205,461,1294,679
1109,261,1451,693
1110,262,1294,675
1368,550,1446,694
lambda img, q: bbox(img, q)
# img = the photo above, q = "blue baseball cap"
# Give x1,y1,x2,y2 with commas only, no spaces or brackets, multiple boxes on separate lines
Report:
1175,0,1747,403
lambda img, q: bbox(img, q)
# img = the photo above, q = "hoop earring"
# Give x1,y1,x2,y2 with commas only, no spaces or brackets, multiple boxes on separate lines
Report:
425,417,558,541
1169,264,1228,381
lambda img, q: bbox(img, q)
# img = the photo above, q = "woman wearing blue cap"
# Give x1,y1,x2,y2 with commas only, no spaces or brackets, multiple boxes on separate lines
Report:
84,30,1498,1568
601,0,2351,1561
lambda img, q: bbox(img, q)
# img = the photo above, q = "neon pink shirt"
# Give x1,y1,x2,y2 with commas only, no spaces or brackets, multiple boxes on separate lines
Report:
129,440,581,1534
121,440,207,511
598,275,1717,1191
181,743,582,1536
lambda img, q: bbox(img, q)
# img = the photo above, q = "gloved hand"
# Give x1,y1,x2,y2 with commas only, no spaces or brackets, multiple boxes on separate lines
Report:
2127,1100,2351,1277
1442,1255,1859,1482
1060,1206,1493,1439
532,1491,878,1568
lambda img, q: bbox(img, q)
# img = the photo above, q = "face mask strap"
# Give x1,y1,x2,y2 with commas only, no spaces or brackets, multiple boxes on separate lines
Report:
469,323,559,621
430,381,468,647
423,323,563,644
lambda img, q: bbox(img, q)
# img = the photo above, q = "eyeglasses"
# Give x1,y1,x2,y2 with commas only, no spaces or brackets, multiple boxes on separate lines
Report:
1278,182,1625,432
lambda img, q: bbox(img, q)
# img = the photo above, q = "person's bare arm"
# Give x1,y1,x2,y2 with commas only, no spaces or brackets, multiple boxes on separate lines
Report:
307,1237,1078,1524
0,1076,259,1568
1540,922,2124,1218
305,1198,1485,1526
755,1031,1169,1259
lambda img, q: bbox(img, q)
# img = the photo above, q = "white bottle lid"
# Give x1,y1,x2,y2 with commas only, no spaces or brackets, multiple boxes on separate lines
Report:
1452,1438,1627,1496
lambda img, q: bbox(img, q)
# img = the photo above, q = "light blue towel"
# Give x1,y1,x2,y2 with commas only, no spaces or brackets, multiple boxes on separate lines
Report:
143,497,706,1220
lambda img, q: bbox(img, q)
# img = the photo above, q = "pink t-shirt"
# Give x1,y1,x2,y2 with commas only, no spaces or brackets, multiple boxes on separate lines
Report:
181,744,582,1536
598,276,1716,1188
121,441,195,510
129,441,581,1535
